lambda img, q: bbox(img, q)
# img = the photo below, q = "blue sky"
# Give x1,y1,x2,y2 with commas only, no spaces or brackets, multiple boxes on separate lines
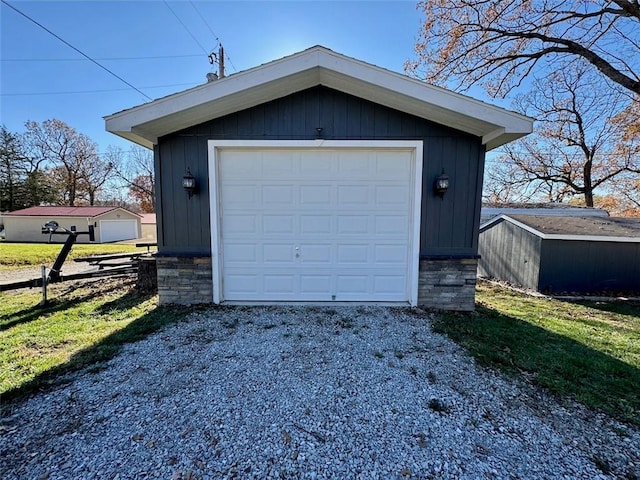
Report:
1,0,443,153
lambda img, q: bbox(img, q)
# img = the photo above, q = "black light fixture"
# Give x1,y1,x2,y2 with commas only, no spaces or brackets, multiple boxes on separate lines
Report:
182,168,197,198
434,169,449,198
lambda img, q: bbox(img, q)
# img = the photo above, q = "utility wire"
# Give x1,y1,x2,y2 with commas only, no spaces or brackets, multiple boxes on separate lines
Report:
189,0,220,45
2,54,202,62
189,0,237,73
163,0,208,55
1,82,200,97
0,0,152,101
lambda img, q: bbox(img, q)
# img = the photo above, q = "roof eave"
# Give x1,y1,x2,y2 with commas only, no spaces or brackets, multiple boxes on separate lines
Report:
105,46,533,150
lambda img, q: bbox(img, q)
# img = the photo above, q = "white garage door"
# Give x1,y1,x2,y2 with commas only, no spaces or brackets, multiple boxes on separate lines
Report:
100,219,138,243
210,141,422,304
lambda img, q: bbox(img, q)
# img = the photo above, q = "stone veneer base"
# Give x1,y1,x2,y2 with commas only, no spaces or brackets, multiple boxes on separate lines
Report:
156,256,477,311
156,256,213,305
417,257,477,311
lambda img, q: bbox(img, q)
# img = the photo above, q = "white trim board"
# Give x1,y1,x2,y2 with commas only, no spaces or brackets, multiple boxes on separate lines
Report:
208,140,423,306
106,46,532,151
480,214,640,243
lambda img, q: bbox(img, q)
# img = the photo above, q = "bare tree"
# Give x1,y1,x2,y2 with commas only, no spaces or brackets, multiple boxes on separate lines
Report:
23,119,100,206
106,145,155,212
78,154,114,205
407,0,640,97
488,63,640,206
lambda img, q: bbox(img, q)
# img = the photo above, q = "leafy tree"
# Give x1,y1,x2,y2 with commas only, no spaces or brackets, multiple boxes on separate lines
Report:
0,125,56,210
407,0,640,97
0,125,26,211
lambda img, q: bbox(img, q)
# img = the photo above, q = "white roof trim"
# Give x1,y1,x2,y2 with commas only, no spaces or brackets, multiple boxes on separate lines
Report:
105,46,532,150
480,214,640,243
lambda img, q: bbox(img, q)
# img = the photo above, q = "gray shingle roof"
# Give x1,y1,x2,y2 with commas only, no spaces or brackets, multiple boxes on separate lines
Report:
508,215,640,238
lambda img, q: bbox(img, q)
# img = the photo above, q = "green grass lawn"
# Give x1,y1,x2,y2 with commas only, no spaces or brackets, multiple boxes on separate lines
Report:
432,281,640,425
0,277,190,407
0,242,141,269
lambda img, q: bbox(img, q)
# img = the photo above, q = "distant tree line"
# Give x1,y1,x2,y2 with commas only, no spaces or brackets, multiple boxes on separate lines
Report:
0,119,154,213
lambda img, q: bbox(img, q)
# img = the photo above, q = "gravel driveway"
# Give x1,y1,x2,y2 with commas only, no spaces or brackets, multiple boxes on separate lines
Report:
1,306,638,479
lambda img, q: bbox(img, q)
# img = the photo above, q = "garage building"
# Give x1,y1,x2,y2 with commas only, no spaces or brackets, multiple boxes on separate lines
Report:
105,46,533,310
3,206,141,244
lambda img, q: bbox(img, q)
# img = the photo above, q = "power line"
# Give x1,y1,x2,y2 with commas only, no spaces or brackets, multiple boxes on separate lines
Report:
163,0,208,55
2,54,203,62
1,82,200,97
189,0,220,46
189,0,237,73
0,0,152,101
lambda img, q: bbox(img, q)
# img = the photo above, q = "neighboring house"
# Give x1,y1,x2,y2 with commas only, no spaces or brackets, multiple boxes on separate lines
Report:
479,215,640,294
140,213,157,241
3,206,142,244
480,203,609,225
105,46,532,310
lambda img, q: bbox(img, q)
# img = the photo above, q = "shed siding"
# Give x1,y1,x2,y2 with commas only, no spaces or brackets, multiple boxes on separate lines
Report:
156,86,485,257
539,240,640,294
478,219,541,289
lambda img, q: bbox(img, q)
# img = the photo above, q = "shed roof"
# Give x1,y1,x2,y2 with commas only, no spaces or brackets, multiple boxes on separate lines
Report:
105,46,533,151
481,214,640,243
5,206,141,218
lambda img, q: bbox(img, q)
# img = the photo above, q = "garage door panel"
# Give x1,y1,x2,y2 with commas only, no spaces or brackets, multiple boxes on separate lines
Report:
337,216,369,234
337,275,369,294
225,244,258,263
299,244,332,263
225,274,259,293
376,152,412,178
338,155,370,176
301,215,332,234
221,152,260,177
374,245,407,264
263,275,295,293
216,146,417,303
338,185,369,204
300,185,332,204
375,216,409,235
337,244,369,263
375,185,410,206
299,154,332,174
301,275,332,293
224,215,258,234
263,215,294,234
223,185,258,205
263,185,294,205
374,275,406,294
262,152,295,174
263,244,294,263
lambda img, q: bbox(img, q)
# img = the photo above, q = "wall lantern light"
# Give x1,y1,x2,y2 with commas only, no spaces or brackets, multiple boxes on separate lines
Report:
182,168,197,198
434,169,449,198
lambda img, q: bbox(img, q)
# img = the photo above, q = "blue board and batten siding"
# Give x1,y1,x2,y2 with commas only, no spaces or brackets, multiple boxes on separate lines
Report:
478,219,541,290
539,240,640,294
479,218,640,294
155,86,486,258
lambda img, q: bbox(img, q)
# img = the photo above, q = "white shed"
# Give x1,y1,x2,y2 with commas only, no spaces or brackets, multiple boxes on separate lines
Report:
3,206,142,243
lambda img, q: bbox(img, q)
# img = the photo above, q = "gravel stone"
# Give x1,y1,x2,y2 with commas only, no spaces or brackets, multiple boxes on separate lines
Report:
1,306,638,479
